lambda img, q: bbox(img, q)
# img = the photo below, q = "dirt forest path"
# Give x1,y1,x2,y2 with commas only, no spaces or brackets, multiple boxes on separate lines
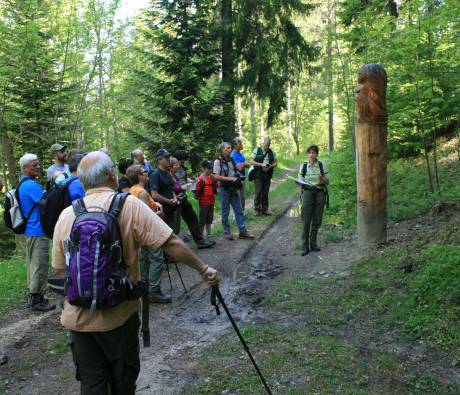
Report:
0,166,298,394
0,165,298,354
2,170,457,394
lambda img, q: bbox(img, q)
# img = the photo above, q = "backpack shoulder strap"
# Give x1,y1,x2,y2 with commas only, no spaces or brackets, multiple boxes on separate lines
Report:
301,162,308,178
72,198,87,217
318,161,324,176
109,192,129,218
196,176,204,195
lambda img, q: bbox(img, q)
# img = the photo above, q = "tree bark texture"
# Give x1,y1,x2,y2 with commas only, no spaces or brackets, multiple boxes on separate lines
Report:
355,64,388,247
221,0,235,142
327,0,334,152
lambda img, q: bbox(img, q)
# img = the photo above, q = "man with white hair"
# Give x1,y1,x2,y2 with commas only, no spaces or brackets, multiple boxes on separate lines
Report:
213,142,254,240
52,151,219,394
131,148,152,174
18,153,56,312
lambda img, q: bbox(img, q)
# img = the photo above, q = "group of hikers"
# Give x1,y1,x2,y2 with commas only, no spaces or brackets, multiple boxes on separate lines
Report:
2,137,329,394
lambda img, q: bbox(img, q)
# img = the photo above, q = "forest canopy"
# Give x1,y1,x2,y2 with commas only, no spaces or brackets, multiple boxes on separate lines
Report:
0,0,458,185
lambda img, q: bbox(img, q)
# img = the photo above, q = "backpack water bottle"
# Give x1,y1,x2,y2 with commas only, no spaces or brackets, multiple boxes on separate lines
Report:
64,193,145,313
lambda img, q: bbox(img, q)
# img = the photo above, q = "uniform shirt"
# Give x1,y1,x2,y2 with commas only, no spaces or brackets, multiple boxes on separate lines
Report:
52,187,173,332
250,148,277,173
149,168,174,199
47,163,70,181
230,150,247,175
18,176,45,237
298,161,330,188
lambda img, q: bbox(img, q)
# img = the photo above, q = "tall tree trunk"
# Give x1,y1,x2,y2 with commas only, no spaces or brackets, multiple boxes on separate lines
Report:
286,80,292,155
221,0,235,142
355,64,388,247
326,0,334,152
249,96,257,150
259,99,265,140
0,126,18,188
414,20,434,194
236,95,243,137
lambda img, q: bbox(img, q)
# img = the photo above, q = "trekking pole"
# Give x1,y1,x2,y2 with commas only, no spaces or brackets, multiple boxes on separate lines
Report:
141,284,150,347
174,262,189,297
165,262,173,291
210,286,273,395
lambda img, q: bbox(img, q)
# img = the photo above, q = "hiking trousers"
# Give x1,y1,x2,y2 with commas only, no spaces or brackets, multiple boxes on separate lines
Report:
237,182,246,211
25,236,49,294
140,247,164,293
254,174,272,213
180,198,205,241
219,187,246,233
70,313,140,395
301,189,326,249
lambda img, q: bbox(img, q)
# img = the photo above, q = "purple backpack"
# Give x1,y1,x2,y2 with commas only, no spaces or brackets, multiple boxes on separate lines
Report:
64,193,145,313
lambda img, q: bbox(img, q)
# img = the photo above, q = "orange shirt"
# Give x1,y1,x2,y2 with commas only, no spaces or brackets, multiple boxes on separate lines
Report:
52,187,173,332
129,184,159,212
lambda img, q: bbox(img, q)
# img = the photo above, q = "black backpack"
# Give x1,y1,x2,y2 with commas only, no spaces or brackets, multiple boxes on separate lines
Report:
301,161,330,208
39,178,77,238
3,178,37,234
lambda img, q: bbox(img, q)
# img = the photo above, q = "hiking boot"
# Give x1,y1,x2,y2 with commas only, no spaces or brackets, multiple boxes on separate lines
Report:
149,290,172,304
239,230,255,240
26,293,33,308
223,232,234,241
262,210,273,216
205,236,216,246
301,246,310,256
196,239,214,249
30,294,56,312
310,230,321,252
182,234,193,243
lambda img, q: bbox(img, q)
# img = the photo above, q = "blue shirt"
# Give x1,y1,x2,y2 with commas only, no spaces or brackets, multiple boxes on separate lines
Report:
144,161,152,174
231,150,247,175
47,163,70,181
18,176,45,237
67,176,85,202
149,168,174,199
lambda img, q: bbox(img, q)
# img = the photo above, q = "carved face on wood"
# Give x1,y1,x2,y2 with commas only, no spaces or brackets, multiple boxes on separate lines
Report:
356,64,388,123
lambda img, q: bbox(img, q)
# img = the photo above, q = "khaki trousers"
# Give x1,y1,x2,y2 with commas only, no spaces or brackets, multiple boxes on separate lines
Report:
25,236,50,294
300,189,326,249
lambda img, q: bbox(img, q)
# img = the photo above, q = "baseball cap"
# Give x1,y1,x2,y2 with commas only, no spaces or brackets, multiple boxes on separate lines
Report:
156,148,171,159
50,143,66,152
202,160,213,169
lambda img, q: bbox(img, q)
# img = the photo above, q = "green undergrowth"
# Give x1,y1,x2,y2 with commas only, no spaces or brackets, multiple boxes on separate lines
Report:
0,256,28,313
187,213,460,394
324,137,460,228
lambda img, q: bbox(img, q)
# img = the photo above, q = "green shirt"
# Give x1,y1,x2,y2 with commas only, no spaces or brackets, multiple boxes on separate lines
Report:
250,148,277,173
298,161,329,188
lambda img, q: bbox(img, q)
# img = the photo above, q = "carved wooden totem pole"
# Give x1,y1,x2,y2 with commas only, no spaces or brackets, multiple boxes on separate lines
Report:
355,64,388,247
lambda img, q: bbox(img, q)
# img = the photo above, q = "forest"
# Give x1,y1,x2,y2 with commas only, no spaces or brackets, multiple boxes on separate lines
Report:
0,0,459,393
